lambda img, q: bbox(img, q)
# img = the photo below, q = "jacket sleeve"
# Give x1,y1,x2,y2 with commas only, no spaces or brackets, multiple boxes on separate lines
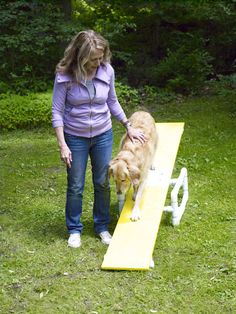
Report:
106,67,126,121
51,75,67,128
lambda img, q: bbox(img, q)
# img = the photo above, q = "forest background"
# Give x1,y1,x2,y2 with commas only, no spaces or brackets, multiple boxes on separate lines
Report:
0,0,235,96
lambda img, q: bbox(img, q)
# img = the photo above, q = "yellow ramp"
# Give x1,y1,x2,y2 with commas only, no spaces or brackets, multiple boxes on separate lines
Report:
101,122,185,270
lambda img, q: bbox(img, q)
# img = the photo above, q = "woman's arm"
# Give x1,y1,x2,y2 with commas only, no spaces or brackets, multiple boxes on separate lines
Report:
106,65,146,144
52,75,72,167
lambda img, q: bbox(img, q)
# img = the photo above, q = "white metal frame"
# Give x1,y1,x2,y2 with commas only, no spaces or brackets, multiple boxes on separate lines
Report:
150,167,188,268
164,167,189,226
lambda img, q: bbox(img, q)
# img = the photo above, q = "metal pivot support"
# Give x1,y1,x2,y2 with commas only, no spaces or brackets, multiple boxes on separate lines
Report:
164,167,189,226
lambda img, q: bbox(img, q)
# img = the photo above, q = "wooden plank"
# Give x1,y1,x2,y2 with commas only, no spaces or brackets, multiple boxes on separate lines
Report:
101,122,184,270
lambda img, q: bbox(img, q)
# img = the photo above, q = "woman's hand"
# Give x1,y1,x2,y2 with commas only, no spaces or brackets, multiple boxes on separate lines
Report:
60,144,72,168
54,127,72,168
127,126,146,144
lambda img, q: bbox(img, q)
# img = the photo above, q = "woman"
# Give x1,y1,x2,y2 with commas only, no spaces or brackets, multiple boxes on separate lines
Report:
52,30,145,248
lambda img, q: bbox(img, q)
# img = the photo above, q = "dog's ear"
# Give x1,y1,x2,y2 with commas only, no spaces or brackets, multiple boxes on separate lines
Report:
123,166,130,179
128,165,141,186
108,159,120,178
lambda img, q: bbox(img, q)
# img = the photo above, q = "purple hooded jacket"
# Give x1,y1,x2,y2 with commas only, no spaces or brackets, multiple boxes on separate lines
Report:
52,63,126,138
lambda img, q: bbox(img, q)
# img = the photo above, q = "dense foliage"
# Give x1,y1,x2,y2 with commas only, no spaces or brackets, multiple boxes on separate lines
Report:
0,92,52,130
0,0,78,93
0,0,235,94
73,0,236,93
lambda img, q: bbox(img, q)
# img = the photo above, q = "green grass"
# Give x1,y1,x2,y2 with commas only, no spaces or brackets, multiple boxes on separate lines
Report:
0,92,236,313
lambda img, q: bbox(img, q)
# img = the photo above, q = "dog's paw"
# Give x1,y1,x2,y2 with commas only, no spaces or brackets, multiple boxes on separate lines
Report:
131,207,140,221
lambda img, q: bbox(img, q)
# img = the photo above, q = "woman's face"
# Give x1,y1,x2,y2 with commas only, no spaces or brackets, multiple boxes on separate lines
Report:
85,48,104,74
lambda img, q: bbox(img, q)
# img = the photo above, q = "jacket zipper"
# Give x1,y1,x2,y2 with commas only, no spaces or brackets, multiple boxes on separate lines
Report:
83,81,95,138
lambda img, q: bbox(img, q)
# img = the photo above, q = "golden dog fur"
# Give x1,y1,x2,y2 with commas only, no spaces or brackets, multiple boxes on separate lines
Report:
109,111,158,220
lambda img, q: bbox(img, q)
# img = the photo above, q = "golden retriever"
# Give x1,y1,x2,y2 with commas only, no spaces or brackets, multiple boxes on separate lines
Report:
109,111,158,221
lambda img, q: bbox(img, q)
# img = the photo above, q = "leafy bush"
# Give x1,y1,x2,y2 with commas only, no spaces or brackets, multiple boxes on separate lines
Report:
5,68,51,95
115,82,140,113
0,0,78,94
115,82,181,114
154,48,213,94
204,73,236,99
139,85,183,107
0,92,52,130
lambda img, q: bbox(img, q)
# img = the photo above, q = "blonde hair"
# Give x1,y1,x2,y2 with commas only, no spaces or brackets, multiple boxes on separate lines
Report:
56,30,111,82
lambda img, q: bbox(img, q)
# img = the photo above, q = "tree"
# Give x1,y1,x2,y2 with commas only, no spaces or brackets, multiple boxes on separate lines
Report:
1,0,235,94
0,0,77,93
72,0,236,93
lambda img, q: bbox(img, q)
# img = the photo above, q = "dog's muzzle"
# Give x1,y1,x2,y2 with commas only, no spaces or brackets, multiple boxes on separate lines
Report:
117,194,125,214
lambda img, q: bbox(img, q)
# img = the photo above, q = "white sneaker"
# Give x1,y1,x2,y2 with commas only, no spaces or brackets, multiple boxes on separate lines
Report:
68,233,81,248
99,231,112,245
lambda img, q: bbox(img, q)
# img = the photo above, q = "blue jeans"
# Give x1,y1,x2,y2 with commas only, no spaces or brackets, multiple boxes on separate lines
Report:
64,129,113,235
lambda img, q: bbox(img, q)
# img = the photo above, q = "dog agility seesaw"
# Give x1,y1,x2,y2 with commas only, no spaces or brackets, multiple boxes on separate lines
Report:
101,122,188,270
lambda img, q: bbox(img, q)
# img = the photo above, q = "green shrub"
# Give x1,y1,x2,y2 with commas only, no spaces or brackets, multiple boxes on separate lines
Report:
139,85,180,106
151,48,213,94
0,92,52,130
6,72,50,95
0,1,77,94
116,82,181,112
115,81,140,113
206,73,236,96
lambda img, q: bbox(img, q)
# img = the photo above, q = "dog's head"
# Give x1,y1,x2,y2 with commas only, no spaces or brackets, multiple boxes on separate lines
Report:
109,158,141,196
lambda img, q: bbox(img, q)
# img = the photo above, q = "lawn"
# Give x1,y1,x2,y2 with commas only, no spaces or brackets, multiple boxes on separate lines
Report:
0,91,235,313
